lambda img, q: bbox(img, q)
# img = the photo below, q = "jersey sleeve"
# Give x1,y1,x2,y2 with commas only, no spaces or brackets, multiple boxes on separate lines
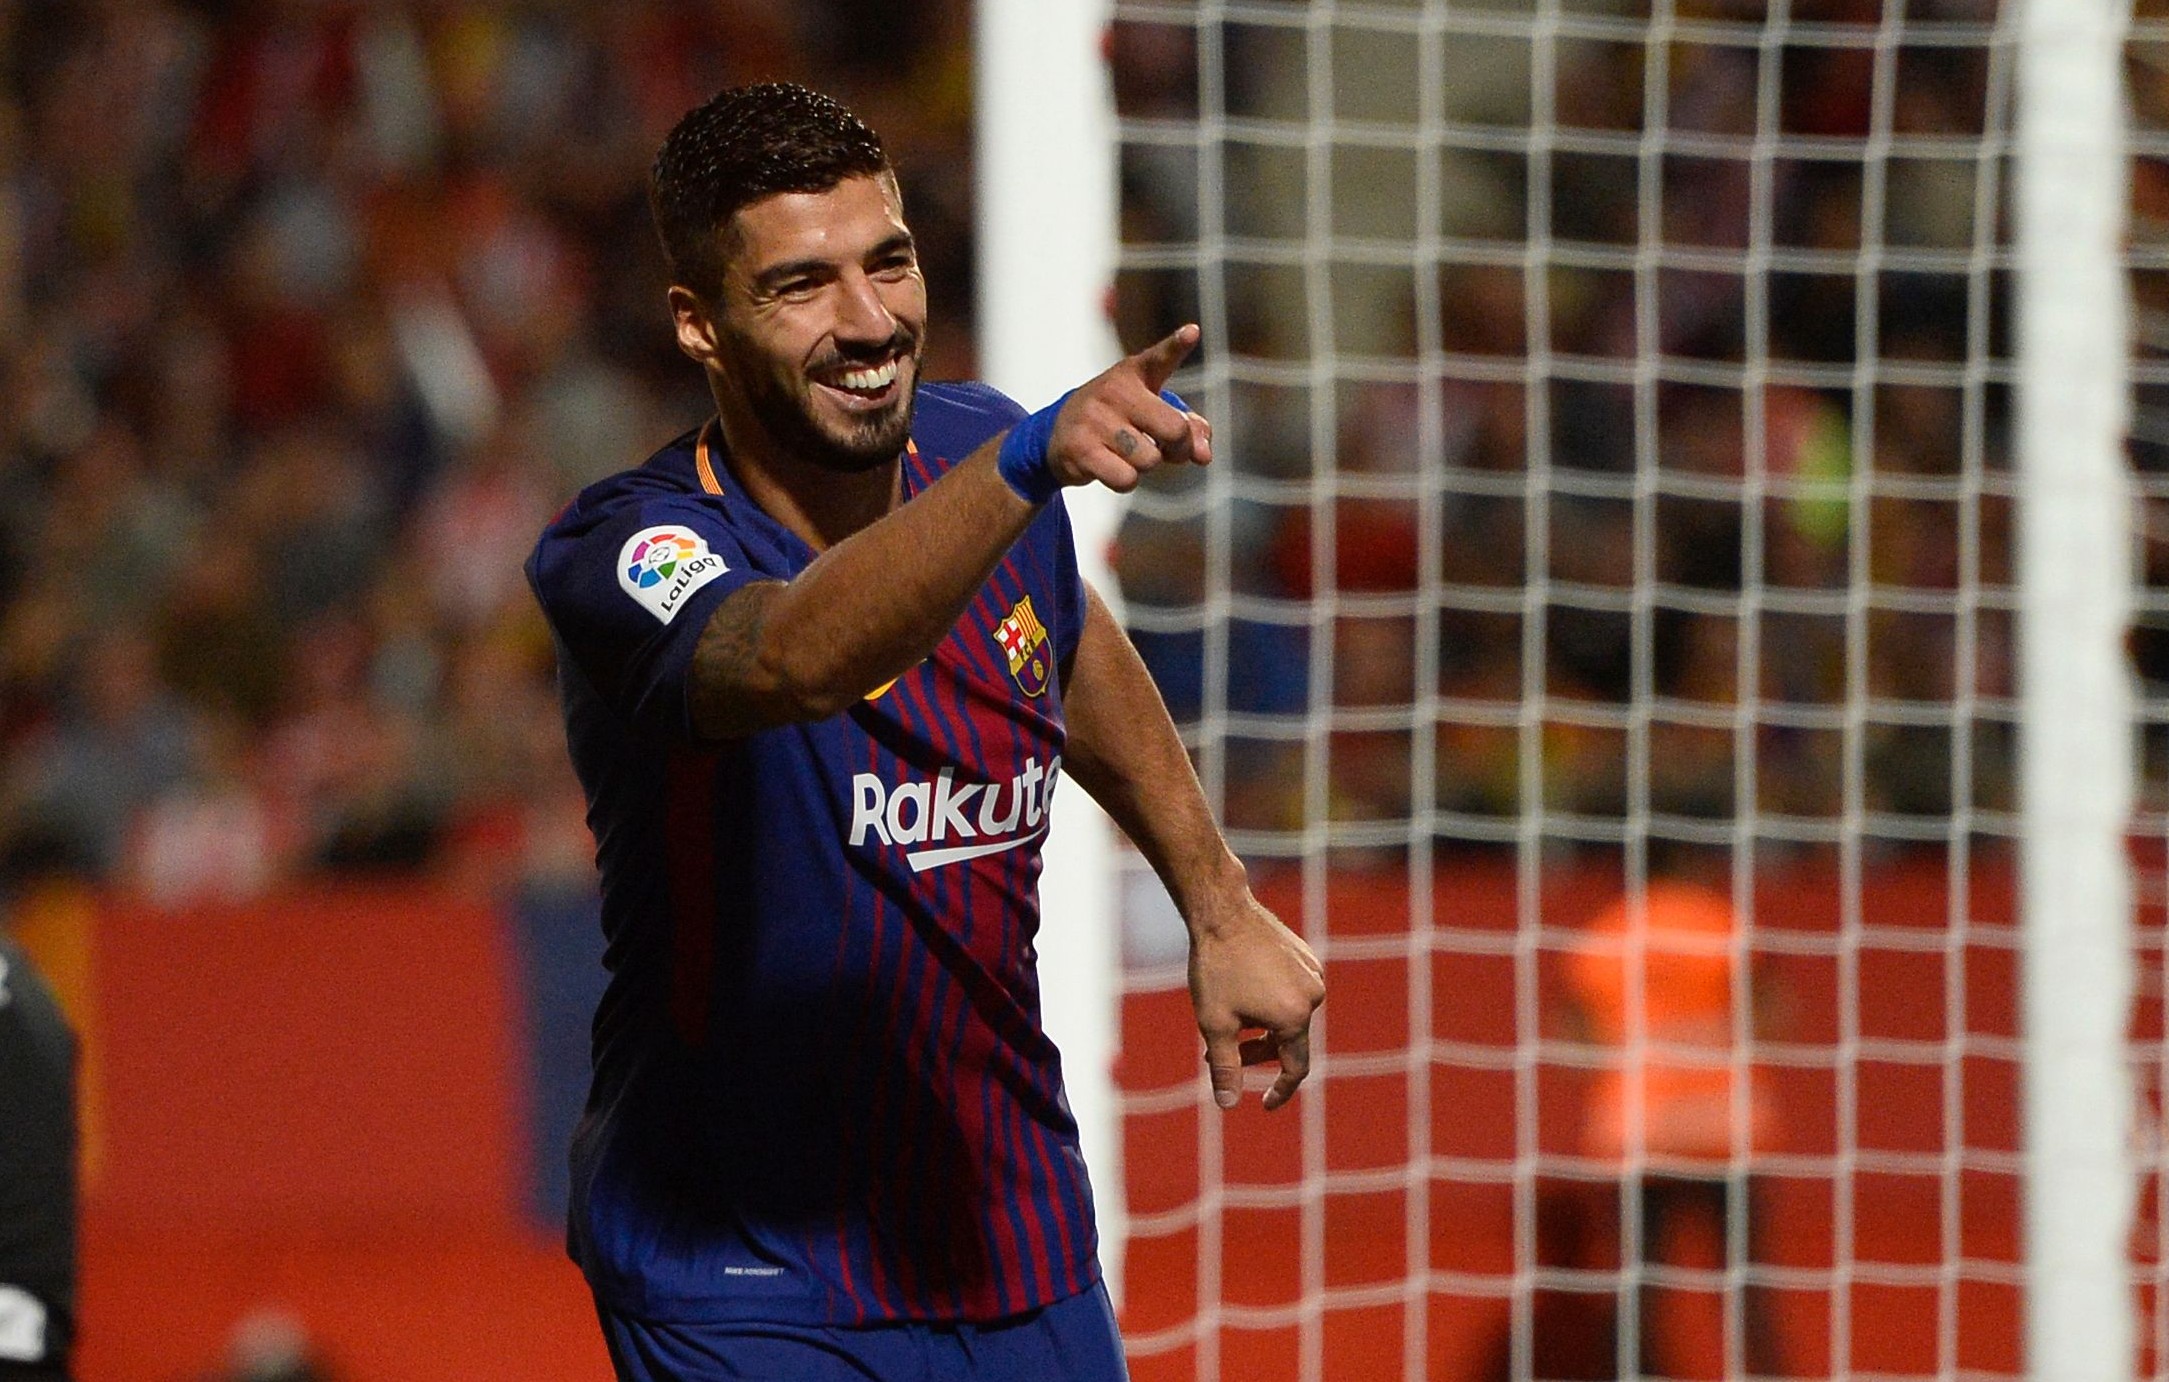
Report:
527,492,765,742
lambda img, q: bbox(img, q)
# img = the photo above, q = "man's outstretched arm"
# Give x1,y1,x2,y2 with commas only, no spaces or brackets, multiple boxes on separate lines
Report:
689,327,1209,739
1061,582,1326,1110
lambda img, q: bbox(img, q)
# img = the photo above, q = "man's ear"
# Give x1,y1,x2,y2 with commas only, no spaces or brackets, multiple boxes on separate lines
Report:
669,285,721,366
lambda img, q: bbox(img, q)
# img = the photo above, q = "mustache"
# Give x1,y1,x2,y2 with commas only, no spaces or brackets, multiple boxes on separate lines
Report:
808,328,919,376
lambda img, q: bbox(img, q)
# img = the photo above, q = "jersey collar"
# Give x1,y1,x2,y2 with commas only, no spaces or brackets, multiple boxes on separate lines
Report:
692,417,924,502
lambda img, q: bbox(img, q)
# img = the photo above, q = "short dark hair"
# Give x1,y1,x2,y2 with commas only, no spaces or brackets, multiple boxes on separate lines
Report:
649,83,891,298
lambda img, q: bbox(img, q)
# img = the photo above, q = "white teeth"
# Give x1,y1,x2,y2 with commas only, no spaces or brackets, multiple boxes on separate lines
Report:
835,360,899,392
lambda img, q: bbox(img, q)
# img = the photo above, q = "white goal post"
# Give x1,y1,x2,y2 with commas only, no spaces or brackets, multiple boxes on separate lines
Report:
973,0,1131,1309
2015,0,2136,1378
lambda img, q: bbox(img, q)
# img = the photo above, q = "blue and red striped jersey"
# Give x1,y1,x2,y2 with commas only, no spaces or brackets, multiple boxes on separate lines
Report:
525,382,1099,1326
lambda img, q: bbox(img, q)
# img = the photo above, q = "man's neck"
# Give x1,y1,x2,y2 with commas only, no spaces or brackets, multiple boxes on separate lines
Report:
713,413,902,553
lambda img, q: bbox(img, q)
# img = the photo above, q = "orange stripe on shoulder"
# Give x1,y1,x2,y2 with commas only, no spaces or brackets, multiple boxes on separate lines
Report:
694,420,724,495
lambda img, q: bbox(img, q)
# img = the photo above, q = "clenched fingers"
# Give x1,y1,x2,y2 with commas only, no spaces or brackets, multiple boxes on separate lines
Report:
1136,394,1198,467
1064,400,1199,488
1095,384,1193,466
1183,409,1213,466
1231,1022,1314,1112
1262,1027,1312,1111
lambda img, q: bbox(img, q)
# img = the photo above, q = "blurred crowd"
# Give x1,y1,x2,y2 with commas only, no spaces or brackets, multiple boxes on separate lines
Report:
1109,1,2028,847
0,0,974,903
1,0,2151,903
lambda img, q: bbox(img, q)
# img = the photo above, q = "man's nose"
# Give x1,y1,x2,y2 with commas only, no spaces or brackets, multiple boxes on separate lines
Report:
834,271,897,343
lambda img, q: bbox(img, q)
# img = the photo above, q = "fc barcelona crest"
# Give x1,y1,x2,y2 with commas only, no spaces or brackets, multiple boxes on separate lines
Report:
994,595,1051,697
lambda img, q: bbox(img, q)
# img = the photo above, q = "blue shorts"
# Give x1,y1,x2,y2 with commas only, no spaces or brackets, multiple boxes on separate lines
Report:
596,1282,1130,1382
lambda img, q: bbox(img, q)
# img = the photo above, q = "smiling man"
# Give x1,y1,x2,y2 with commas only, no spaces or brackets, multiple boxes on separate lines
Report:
526,84,1323,1382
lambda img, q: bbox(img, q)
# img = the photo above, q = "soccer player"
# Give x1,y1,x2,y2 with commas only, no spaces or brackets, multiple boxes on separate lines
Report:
526,84,1324,1381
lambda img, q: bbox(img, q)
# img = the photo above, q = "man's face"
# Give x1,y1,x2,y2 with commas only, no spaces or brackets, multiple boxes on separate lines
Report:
704,173,926,472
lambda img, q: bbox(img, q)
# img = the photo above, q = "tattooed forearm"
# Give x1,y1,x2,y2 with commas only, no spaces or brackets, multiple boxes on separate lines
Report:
677,432,1054,740
689,580,786,739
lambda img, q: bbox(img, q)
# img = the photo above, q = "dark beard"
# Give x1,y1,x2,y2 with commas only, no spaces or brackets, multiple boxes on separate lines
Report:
733,329,922,474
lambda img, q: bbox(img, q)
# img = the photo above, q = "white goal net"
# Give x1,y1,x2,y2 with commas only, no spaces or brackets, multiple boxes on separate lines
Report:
1089,1,2168,1379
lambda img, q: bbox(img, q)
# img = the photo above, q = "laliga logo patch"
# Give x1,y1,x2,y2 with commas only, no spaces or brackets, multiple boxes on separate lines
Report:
618,525,726,624
994,595,1051,697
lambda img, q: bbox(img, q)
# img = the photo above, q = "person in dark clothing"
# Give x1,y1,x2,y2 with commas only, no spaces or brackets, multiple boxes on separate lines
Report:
0,934,76,1381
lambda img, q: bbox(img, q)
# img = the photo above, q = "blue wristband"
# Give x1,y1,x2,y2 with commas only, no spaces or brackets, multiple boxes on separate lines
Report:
995,387,1194,505
997,389,1073,504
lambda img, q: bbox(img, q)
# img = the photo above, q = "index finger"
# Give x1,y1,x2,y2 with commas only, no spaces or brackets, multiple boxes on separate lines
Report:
1261,1026,1312,1112
1130,323,1200,394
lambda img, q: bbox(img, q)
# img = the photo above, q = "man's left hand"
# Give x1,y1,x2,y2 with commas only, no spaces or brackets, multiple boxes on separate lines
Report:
1188,893,1326,1112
